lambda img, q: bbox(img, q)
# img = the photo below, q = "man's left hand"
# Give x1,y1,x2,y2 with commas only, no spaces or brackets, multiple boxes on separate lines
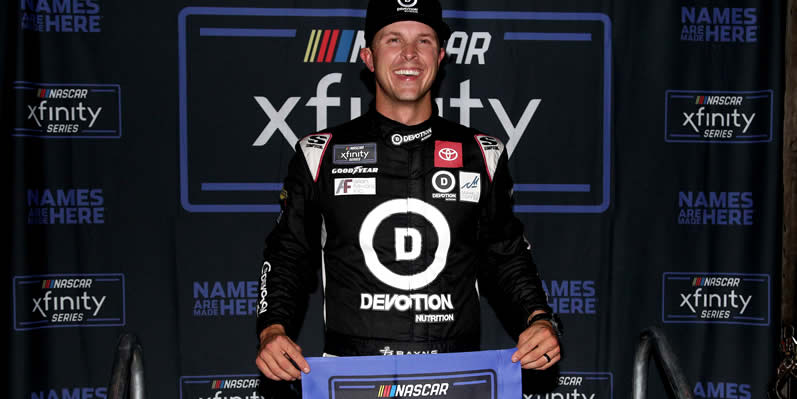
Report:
511,319,561,370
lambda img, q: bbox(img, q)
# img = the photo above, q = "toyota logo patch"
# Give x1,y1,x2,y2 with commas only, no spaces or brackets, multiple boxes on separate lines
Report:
438,148,458,161
434,141,463,168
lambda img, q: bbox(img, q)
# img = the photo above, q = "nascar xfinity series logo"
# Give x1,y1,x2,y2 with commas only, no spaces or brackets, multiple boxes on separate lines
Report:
179,375,262,399
13,274,125,331
524,372,613,399
178,9,611,214
661,272,770,326
664,90,772,143
12,82,121,138
334,143,378,164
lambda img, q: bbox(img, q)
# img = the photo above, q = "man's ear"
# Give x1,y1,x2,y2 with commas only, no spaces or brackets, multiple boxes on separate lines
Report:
360,47,375,72
437,47,445,65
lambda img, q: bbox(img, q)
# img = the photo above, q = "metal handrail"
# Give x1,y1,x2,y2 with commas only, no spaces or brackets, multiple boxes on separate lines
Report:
108,332,146,399
632,326,694,399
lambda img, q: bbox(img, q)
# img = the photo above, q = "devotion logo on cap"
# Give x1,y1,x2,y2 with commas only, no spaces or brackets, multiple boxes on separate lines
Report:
365,0,451,45
397,0,419,12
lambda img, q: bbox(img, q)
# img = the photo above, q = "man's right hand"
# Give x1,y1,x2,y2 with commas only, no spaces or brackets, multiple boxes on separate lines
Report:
255,324,310,381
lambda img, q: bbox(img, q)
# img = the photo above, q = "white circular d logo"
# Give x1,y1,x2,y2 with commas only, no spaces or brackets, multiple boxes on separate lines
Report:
359,199,450,291
432,171,455,193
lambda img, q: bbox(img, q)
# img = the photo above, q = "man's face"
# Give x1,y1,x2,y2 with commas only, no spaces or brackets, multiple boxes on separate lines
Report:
361,21,445,106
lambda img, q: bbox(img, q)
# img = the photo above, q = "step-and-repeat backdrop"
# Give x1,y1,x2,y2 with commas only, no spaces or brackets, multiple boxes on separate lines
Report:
6,0,785,398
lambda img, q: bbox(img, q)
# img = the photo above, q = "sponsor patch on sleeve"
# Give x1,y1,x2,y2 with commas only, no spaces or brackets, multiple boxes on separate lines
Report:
299,133,332,182
474,134,505,182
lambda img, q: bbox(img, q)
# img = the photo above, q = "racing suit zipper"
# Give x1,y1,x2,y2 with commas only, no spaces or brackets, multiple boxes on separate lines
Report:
407,147,414,340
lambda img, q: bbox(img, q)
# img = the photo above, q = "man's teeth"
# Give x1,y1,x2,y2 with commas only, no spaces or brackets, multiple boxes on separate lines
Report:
395,70,420,76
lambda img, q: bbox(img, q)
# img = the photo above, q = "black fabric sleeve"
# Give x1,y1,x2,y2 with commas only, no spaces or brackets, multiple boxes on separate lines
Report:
477,150,552,336
255,145,322,338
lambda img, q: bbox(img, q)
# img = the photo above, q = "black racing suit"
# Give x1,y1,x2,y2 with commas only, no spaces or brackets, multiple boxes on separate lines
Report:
256,108,551,357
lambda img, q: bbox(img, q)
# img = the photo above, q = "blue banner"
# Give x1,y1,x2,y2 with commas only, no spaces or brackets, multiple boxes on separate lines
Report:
302,349,520,399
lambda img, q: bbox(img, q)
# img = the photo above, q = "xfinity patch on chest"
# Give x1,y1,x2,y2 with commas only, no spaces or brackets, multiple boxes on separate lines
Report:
333,143,377,164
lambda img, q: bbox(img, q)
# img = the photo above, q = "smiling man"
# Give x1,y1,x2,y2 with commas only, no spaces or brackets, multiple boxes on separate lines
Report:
255,0,562,396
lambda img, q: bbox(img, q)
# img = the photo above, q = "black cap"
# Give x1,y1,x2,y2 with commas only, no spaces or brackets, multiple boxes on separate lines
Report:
365,0,451,46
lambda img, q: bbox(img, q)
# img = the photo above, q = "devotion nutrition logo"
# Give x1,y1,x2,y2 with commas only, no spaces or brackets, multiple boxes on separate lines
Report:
12,82,121,138
661,272,770,326
179,375,262,399
664,90,773,143
13,274,125,331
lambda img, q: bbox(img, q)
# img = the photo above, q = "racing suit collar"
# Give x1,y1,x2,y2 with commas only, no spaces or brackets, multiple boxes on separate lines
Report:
367,108,436,147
